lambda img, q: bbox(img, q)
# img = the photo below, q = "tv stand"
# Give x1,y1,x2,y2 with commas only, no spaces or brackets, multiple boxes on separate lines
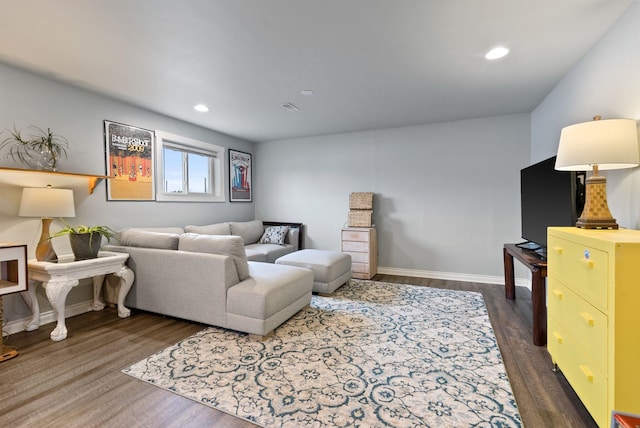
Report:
503,243,547,346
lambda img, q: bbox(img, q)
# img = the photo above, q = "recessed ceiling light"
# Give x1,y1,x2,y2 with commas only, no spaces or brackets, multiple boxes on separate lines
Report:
485,46,509,60
301,89,315,96
194,104,209,112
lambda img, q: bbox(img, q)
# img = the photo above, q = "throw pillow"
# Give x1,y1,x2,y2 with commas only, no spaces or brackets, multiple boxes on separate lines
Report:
184,222,231,235
229,220,264,245
178,233,250,281
259,226,290,245
118,229,180,250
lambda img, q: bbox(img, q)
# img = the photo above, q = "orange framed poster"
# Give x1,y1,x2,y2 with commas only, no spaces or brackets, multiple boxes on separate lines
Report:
104,121,155,201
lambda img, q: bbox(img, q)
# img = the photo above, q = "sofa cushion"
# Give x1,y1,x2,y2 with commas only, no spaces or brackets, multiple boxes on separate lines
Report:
184,222,231,235
118,229,180,250
229,220,264,245
259,225,290,245
227,262,313,320
178,233,250,280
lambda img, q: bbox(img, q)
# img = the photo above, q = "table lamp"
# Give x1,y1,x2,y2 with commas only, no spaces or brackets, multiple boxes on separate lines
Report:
19,186,75,261
555,116,639,229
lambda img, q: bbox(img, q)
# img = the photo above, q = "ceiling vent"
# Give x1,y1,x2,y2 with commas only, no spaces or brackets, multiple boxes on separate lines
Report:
280,102,300,112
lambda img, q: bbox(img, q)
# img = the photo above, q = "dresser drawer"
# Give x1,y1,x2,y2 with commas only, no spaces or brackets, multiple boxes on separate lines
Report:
351,262,371,274
548,317,608,428
342,230,371,242
342,241,369,252
547,236,608,311
345,252,369,263
548,278,607,371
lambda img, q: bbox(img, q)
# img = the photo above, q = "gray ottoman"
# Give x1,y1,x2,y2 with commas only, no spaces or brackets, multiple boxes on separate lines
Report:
276,249,352,294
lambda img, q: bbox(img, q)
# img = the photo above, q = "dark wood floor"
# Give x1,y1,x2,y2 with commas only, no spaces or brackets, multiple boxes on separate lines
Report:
1,275,597,428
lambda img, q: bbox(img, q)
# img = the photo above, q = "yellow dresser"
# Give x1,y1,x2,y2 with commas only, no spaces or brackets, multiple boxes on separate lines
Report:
547,227,640,427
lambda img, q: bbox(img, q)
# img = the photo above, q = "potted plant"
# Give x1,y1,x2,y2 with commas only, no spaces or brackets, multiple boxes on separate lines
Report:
0,125,69,171
49,222,117,260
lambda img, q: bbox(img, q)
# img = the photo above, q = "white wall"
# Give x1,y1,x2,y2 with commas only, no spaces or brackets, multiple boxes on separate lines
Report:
532,2,640,230
255,113,531,280
0,62,255,325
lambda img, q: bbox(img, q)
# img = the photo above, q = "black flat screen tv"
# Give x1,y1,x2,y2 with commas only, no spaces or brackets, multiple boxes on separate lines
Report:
519,156,585,258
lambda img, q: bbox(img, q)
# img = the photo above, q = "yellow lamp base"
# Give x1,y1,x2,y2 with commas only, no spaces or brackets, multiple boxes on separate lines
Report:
576,173,618,230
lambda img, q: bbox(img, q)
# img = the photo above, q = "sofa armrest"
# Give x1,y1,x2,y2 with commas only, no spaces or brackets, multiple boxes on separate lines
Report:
263,221,304,250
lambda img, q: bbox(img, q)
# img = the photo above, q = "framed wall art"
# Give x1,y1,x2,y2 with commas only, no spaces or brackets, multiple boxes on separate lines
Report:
104,121,155,201
229,149,252,202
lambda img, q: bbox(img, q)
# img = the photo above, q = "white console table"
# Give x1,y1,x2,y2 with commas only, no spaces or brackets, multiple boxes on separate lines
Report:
22,251,134,341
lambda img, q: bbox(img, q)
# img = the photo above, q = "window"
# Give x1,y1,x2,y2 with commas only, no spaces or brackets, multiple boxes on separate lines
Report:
155,131,225,202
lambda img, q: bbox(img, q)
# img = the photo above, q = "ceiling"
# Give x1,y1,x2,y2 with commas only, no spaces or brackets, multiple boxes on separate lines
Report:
0,0,634,142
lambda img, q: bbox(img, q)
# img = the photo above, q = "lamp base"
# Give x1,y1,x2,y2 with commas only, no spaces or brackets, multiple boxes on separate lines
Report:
576,173,618,230
36,217,58,262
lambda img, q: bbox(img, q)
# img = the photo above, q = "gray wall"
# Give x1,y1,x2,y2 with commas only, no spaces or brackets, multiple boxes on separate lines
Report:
532,2,640,230
255,114,531,280
0,62,255,324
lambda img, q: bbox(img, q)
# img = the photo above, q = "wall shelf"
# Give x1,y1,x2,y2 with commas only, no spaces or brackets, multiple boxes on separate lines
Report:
0,167,109,194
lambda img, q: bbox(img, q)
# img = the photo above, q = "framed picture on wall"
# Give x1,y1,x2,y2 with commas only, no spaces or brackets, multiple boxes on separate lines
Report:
104,120,155,201
229,149,252,202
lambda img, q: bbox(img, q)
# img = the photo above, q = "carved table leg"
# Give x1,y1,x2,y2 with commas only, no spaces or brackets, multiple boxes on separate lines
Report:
91,274,106,311
112,266,134,318
43,277,78,341
21,279,41,332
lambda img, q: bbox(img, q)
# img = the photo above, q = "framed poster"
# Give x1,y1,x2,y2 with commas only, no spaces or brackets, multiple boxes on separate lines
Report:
104,121,155,201
229,149,252,202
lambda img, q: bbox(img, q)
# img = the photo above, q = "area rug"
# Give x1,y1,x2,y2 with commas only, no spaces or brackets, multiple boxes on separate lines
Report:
123,279,522,427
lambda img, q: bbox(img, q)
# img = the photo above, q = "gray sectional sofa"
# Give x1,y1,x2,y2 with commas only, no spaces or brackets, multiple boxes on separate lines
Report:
102,220,313,337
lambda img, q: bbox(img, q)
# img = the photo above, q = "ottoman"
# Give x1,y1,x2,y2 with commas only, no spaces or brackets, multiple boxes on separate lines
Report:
276,249,352,294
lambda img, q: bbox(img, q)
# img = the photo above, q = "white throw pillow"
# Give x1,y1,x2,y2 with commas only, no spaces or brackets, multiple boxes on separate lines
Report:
184,222,231,235
229,220,264,245
118,229,180,250
178,233,250,281
259,226,290,245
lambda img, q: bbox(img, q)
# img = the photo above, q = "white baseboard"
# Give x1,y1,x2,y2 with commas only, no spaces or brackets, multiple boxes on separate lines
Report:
4,299,94,336
377,266,531,290
4,268,531,336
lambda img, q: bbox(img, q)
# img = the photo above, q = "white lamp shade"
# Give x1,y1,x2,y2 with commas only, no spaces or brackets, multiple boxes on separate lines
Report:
19,187,76,218
555,118,640,171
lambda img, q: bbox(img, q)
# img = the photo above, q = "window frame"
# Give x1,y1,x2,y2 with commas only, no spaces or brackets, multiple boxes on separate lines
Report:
154,130,225,202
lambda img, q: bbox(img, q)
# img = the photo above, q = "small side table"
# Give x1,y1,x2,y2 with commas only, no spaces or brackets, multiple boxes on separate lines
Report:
23,251,134,342
1,243,28,361
503,243,547,346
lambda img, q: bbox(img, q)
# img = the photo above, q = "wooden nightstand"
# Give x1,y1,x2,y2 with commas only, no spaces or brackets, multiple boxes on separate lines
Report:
341,226,377,279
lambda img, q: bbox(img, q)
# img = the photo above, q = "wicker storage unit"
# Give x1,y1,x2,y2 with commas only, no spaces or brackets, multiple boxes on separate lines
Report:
348,210,373,227
349,192,374,210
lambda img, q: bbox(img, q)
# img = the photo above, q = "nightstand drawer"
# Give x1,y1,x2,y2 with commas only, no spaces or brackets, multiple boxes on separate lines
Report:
342,241,369,252
548,318,608,428
547,236,608,311
345,252,369,263
351,262,370,273
341,230,371,242
548,279,607,370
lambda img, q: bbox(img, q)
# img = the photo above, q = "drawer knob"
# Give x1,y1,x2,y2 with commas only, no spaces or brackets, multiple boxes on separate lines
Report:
580,312,595,326
553,247,564,255
579,365,594,383
553,331,563,344
552,289,563,300
580,258,595,269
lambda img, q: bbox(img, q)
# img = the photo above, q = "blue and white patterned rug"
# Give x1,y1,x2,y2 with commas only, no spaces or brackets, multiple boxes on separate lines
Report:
123,279,522,427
